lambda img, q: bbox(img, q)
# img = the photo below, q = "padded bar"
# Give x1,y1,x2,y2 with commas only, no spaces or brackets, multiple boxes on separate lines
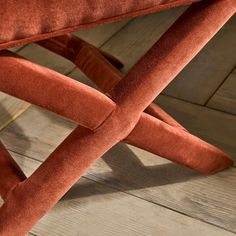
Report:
144,103,187,131
110,0,236,112
124,113,233,173
0,50,116,130
0,141,26,200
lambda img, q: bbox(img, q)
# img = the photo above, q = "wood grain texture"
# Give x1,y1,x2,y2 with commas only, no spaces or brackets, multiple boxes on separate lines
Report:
100,6,187,73
8,45,24,52
0,151,234,236
1,105,236,232
0,92,30,131
207,68,236,115
163,15,236,104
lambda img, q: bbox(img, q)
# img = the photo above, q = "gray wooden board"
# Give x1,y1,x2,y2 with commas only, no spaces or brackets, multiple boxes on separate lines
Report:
100,7,186,74
207,68,236,115
0,92,30,130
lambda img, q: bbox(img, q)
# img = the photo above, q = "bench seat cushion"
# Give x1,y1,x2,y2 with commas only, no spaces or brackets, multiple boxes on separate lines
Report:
0,0,199,50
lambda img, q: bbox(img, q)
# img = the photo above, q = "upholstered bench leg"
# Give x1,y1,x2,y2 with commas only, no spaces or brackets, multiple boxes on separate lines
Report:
110,0,235,172
124,113,233,174
10,36,231,174
0,49,226,175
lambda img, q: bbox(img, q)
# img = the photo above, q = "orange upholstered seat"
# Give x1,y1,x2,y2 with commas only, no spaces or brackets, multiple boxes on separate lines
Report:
0,0,198,49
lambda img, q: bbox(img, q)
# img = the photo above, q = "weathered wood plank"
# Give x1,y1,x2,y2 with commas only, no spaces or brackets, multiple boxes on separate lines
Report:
0,151,234,236
8,45,24,52
207,68,236,115
1,104,236,232
163,15,236,104
74,18,131,47
0,92,30,131
0,107,75,158
100,6,186,73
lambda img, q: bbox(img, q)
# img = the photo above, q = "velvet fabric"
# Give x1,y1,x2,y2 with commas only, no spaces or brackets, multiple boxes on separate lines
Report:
0,142,26,199
0,0,235,235
0,0,199,50
0,50,115,130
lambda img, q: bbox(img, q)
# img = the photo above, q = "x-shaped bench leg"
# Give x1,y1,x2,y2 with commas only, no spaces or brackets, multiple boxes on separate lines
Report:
0,0,235,235
37,34,187,131
37,33,232,172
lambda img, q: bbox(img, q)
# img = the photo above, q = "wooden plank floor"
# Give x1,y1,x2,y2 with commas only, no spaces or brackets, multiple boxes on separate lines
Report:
0,6,236,236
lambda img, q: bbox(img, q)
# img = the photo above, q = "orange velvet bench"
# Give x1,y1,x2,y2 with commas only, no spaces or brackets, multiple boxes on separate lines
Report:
0,0,235,235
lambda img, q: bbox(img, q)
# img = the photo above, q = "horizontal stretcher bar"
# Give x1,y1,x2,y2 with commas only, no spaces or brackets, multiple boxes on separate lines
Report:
0,50,116,130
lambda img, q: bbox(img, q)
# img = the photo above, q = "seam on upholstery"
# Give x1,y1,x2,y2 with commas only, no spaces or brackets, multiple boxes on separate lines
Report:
92,99,117,132
0,0,196,50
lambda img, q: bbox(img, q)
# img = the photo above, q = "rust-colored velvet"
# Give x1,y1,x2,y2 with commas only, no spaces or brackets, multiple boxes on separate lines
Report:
0,0,199,50
0,142,26,199
0,51,115,130
0,0,235,235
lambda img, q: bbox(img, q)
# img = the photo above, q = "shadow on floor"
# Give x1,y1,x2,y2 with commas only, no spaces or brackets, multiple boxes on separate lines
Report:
0,103,31,169
61,143,201,200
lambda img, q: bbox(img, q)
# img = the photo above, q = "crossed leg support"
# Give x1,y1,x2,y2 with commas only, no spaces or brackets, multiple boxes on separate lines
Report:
0,0,235,235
